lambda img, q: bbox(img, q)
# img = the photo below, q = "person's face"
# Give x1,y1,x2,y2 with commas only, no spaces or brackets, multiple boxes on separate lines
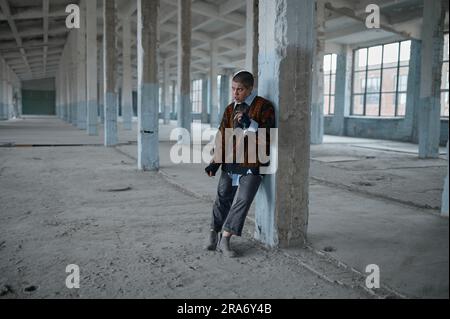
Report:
232,81,253,103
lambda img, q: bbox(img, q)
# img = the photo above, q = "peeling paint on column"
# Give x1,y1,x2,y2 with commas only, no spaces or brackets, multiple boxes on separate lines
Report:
122,16,133,131
418,0,445,159
103,0,118,146
177,0,192,133
77,0,87,130
256,0,314,248
104,92,118,146
86,0,98,136
138,83,159,170
137,0,159,171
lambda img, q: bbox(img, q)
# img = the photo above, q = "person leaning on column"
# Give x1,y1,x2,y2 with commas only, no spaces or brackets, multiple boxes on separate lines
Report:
204,70,276,258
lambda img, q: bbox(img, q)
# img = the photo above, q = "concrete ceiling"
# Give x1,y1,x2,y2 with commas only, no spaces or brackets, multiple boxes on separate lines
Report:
0,0,448,83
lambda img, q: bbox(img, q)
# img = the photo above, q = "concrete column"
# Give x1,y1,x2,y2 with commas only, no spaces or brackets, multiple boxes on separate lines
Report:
7,80,12,119
201,75,208,124
103,0,118,146
310,0,325,144
66,65,73,122
70,31,78,126
59,71,63,119
2,60,9,120
209,40,219,127
245,0,259,87
418,0,445,158
329,51,346,135
59,62,64,120
16,88,22,118
63,69,68,121
176,0,192,133
121,15,133,130
86,0,98,135
171,80,176,119
61,39,69,121
219,73,230,118
77,0,87,130
57,70,60,119
442,141,449,217
137,0,159,170
255,0,315,248
98,44,105,124
406,40,422,143
71,67,77,125
0,59,6,120
162,59,171,124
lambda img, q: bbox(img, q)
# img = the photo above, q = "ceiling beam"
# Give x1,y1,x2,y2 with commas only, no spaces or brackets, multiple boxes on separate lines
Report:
0,7,67,21
324,2,418,40
0,0,33,78
219,0,245,16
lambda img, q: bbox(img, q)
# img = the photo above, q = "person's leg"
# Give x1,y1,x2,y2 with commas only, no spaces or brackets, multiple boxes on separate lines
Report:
205,171,237,250
211,171,237,232
219,174,262,256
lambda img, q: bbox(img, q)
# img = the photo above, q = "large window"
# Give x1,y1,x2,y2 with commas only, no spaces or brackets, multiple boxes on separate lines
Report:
323,54,337,115
441,33,449,118
191,79,202,113
352,40,411,117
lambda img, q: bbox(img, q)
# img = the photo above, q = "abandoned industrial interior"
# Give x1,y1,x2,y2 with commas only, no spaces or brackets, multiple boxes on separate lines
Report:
0,0,449,299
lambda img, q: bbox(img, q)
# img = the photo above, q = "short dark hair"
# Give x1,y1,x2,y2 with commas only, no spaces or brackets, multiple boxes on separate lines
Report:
232,71,254,89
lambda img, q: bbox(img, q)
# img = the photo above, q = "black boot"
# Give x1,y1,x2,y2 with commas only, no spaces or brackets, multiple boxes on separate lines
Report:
218,235,237,258
204,230,218,251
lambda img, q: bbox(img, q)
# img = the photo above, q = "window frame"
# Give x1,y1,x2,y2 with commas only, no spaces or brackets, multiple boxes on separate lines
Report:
191,79,202,114
323,53,337,116
351,40,411,117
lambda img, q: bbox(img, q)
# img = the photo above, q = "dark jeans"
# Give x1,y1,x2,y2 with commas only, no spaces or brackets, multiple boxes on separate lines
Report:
211,171,262,236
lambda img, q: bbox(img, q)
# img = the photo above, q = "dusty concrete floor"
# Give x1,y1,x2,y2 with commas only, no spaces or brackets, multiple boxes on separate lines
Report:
0,117,448,299
0,146,374,299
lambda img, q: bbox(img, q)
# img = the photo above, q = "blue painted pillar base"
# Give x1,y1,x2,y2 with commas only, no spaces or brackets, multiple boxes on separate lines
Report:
104,93,118,146
87,100,98,136
138,83,159,170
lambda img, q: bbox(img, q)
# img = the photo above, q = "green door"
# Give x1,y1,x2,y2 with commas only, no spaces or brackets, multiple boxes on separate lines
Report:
22,90,56,115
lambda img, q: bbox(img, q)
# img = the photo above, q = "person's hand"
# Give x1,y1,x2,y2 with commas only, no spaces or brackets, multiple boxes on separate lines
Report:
205,163,220,177
233,111,251,129
233,111,244,124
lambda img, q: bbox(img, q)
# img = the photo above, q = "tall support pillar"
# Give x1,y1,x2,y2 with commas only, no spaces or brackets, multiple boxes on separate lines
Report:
103,0,118,146
219,72,230,118
245,0,259,87
209,40,219,127
56,70,61,118
406,40,422,143
137,0,160,170
98,44,105,124
201,75,208,124
0,59,6,120
176,0,192,133
329,50,347,136
69,31,78,126
6,78,12,119
418,0,445,158
255,0,315,248
122,15,133,130
310,0,325,144
86,0,98,135
171,79,176,119
162,59,171,125
77,0,87,130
